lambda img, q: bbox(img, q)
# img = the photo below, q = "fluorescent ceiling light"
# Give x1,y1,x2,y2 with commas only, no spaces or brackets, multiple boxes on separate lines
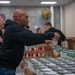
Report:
41,2,57,4
0,1,10,4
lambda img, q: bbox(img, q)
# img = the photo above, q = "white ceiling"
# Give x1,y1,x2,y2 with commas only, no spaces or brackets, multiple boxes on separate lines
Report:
0,0,74,6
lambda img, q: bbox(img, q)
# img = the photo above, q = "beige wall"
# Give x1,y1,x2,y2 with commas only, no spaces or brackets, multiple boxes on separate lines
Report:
62,1,75,37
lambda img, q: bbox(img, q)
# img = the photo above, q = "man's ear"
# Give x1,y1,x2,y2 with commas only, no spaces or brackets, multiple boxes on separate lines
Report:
17,16,21,21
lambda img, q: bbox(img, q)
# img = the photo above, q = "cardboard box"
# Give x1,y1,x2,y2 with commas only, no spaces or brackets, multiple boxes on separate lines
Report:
24,68,33,75
44,46,61,58
67,37,75,49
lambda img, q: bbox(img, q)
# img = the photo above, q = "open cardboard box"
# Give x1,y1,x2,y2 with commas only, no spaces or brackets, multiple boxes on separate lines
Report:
24,44,56,59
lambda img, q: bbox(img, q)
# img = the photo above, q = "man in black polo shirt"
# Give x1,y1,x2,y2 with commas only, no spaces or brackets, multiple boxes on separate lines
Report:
44,22,66,46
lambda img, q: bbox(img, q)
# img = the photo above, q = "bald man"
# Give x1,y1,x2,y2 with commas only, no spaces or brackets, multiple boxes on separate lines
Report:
0,9,60,75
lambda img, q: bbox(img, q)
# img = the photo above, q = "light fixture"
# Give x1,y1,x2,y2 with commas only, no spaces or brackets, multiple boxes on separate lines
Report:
41,1,57,4
0,1,10,4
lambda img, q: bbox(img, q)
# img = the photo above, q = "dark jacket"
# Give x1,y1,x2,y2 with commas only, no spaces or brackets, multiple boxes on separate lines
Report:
0,19,54,70
45,27,66,46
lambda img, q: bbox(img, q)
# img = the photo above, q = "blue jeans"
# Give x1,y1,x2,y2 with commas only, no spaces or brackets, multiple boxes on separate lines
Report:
0,67,15,75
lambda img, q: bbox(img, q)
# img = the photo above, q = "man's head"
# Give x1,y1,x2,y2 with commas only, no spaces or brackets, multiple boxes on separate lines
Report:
13,9,29,27
0,16,4,29
44,22,52,31
36,27,42,34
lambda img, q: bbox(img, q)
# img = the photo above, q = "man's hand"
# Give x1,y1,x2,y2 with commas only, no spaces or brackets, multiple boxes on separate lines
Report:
54,32,60,41
45,40,52,46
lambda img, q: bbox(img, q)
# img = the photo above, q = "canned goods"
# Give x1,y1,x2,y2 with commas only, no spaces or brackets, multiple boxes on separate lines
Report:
57,70,71,74
44,72,59,75
46,63,58,68
64,74,75,75
36,66,48,75
65,67,75,70
40,70,57,75
53,67,66,71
